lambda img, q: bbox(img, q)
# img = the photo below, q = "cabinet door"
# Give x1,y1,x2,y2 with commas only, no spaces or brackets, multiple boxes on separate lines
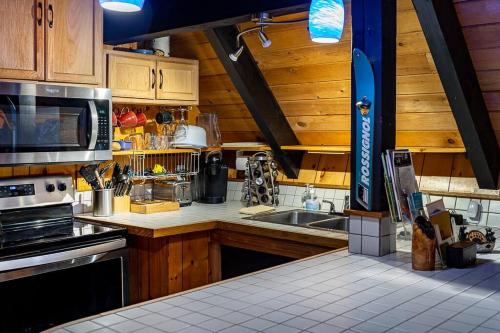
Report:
45,0,102,84
156,60,199,103
0,0,44,80
107,54,156,100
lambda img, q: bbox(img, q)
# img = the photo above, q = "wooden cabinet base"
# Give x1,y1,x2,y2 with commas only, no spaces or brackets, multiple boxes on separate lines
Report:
127,232,210,303
126,228,347,304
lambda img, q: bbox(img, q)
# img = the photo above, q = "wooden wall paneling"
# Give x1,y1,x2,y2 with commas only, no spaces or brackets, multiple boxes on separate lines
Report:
315,154,350,186
12,166,30,177
0,168,13,178
455,0,500,27
295,153,321,184
29,166,47,176
419,154,454,192
449,153,479,193
411,153,425,186
343,155,351,187
167,235,183,294
181,232,209,291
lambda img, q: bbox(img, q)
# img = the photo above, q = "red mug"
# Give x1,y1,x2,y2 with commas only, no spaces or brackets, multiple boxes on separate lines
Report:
136,112,147,126
118,108,138,128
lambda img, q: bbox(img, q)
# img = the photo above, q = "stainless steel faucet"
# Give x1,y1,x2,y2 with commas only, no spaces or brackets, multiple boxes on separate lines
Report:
322,200,335,215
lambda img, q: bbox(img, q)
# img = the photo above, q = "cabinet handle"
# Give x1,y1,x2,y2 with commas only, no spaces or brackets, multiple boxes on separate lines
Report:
36,2,43,26
48,3,54,28
159,69,164,89
151,69,156,89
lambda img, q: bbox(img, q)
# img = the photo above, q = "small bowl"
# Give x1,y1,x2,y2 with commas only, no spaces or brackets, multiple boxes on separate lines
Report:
118,140,133,150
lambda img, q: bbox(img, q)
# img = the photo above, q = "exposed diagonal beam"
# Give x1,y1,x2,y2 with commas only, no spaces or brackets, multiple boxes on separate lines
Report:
205,26,303,178
104,0,311,44
412,0,499,189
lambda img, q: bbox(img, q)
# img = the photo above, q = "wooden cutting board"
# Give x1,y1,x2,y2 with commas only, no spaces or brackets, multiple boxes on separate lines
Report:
130,201,180,214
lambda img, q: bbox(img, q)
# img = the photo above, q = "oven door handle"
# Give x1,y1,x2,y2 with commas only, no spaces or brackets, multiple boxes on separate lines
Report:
0,239,126,279
88,100,98,149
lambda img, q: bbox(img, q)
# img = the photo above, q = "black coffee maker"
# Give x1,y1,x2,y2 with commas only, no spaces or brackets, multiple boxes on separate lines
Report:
198,150,228,204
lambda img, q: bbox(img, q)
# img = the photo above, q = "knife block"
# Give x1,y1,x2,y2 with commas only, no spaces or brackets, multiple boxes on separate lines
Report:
113,195,131,214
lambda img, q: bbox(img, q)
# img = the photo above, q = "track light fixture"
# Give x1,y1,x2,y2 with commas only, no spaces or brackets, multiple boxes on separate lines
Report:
228,12,307,62
258,28,272,48
229,45,244,62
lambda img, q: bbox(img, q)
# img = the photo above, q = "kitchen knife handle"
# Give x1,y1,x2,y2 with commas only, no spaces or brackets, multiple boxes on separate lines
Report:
48,3,54,28
36,2,43,26
151,68,156,89
159,69,164,89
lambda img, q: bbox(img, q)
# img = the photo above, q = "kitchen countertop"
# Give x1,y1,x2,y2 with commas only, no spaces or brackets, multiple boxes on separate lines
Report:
48,245,500,333
77,202,348,243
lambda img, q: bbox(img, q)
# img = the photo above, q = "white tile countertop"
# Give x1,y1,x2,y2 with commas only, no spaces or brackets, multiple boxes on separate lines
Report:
76,201,348,241
47,245,500,333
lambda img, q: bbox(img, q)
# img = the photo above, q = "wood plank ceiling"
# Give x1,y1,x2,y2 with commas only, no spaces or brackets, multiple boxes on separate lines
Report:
170,0,499,150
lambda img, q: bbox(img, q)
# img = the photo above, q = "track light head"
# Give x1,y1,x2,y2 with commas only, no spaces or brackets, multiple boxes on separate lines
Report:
229,45,244,62
258,29,272,48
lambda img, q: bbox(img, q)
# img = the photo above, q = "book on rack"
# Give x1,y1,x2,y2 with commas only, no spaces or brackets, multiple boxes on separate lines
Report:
381,149,420,223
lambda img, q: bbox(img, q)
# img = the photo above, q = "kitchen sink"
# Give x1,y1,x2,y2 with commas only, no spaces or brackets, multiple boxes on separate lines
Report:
244,209,348,232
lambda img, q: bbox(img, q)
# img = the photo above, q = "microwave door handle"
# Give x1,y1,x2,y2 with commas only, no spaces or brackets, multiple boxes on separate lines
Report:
88,100,98,149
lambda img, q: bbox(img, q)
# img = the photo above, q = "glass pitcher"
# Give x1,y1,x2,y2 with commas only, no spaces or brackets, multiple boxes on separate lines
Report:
196,113,221,147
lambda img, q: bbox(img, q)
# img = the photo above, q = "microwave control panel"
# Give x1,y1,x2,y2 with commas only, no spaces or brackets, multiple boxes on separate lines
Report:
95,101,110,151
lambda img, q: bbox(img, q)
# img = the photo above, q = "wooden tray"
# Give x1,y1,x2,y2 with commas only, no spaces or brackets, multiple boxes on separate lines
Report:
130,200,180,214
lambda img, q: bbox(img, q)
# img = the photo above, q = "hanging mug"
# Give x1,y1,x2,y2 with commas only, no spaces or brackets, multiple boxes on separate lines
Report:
136,111,148,126
118,107,138,128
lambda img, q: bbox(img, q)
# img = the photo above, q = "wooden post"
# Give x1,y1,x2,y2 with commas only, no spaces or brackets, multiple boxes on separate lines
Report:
349,0,396,212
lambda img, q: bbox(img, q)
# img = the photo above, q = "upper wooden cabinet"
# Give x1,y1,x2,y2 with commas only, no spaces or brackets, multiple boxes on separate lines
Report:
107,54,156,100
0,0,45,80
105,51,199,105
45,0,102,84
156,60,199,102
0,0,102,85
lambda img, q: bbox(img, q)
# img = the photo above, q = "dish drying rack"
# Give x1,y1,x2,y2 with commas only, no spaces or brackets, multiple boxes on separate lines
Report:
127,150,201,181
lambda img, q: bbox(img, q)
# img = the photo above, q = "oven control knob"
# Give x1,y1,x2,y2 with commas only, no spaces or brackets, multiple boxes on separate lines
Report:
58,183,67,192
46,184,55,193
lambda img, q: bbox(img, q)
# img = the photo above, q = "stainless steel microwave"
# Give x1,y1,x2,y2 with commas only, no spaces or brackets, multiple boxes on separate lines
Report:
0,82,112,165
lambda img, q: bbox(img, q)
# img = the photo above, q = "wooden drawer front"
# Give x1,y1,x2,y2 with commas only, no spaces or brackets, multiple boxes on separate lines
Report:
157,61,199,101
0,0,44,80
107,54,156,100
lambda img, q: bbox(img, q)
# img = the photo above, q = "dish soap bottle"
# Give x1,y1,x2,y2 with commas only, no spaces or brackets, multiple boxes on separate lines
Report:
302,184,321,211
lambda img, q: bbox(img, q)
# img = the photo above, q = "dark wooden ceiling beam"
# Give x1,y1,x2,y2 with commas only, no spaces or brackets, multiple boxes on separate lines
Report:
104,0,311,44
412,0,499,189
205,26,303,178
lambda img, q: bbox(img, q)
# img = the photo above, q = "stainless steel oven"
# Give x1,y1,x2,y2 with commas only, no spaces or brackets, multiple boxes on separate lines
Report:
0,176,128,333
0,82,112,165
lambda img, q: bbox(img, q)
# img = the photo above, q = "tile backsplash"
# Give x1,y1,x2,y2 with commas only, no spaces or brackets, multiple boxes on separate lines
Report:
73,190,93,214
227,181,500,226
227,181,349,214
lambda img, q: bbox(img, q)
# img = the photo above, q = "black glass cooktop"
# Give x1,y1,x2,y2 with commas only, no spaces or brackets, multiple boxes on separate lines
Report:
0,204,126,261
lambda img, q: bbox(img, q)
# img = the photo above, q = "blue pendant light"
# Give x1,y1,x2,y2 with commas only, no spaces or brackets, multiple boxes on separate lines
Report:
309,0,344,43
99,0,145,12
